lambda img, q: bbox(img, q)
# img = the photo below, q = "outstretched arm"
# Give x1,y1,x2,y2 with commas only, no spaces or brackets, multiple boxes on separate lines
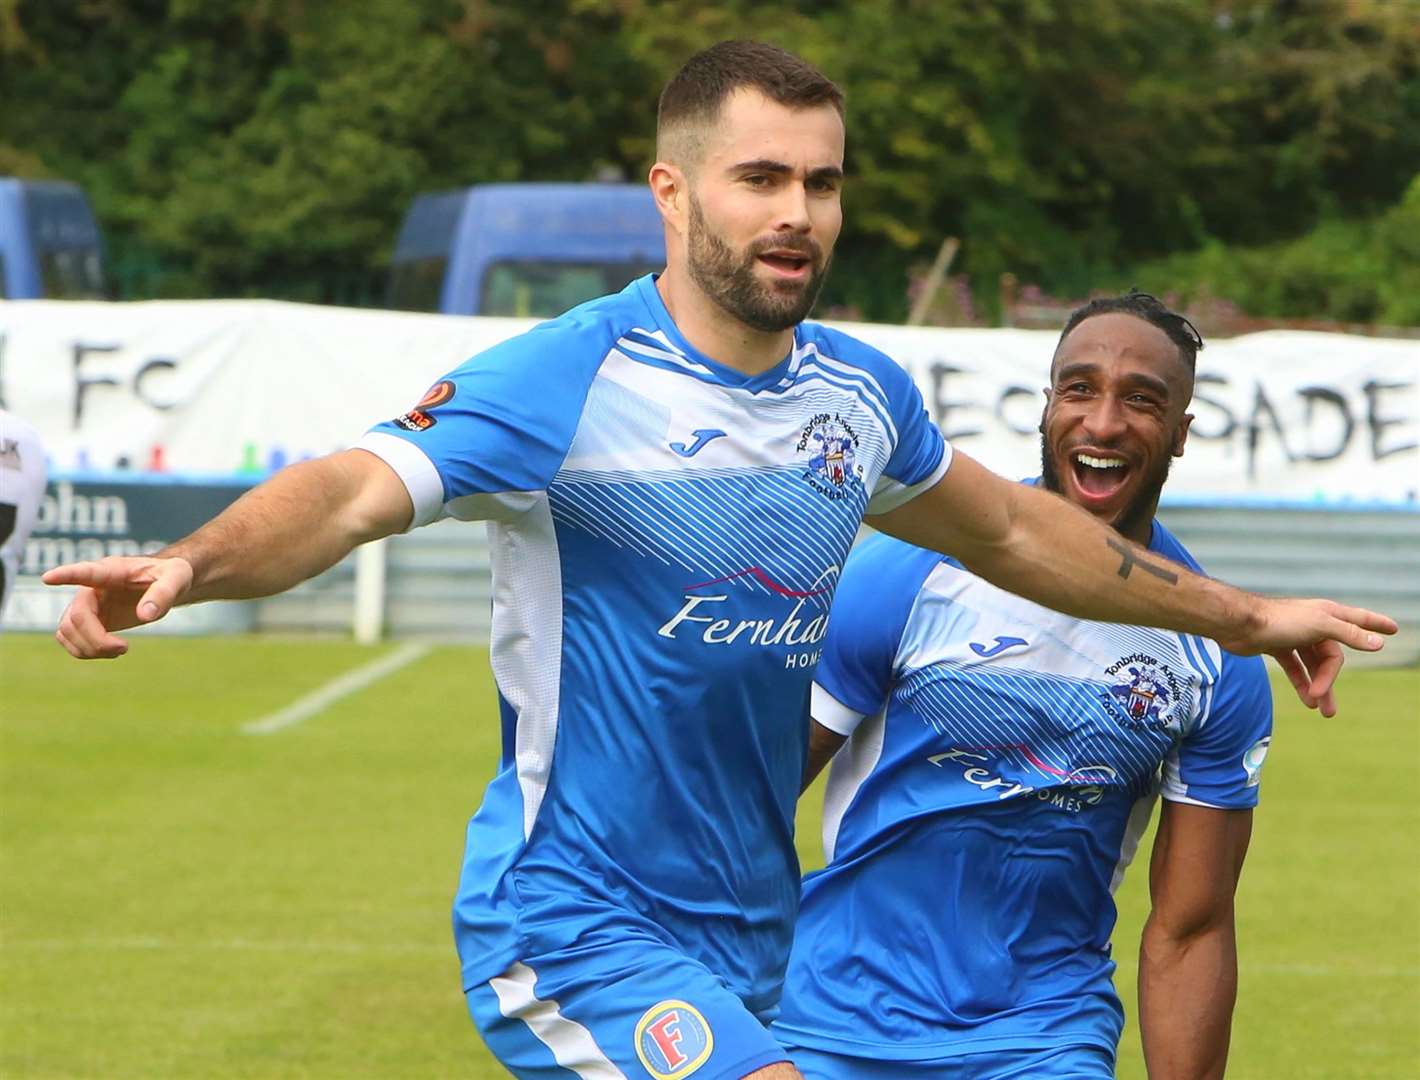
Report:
868,450,1396,713
1139,801,1252,1080
45,449,413,658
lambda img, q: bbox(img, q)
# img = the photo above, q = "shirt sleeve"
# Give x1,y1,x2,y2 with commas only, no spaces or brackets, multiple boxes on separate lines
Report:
355,318,608,528
867,360,951,515
1161,649,1273,809
812,534,942,736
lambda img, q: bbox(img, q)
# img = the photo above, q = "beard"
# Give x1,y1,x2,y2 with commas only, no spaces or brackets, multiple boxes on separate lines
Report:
1039,438,1173,541
686,193,830,333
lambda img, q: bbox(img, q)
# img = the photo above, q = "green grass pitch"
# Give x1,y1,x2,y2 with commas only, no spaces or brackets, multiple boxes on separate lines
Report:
2,634,1416,1078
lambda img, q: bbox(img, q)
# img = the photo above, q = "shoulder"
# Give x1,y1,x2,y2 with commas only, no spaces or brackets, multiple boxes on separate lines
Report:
0,411,46,487
1145,519,1268,691
818,533,944,713
454,288,641,379
0,409,44,450
799,322,912,389
1149,518,1205,576
1217,647,1271,700
838,532,944,606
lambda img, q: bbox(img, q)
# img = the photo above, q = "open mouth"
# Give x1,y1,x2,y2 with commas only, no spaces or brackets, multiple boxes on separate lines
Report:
757,251,813,279
1070,451,1132,505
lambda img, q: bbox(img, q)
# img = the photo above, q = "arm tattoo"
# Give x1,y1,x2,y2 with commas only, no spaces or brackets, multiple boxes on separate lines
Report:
1107,536,1180,585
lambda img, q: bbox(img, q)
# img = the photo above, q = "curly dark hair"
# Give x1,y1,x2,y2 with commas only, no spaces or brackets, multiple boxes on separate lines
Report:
1056,290,1204,371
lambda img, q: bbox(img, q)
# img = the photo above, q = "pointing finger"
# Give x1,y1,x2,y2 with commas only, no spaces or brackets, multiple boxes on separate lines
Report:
42,561,133,588
1324,603,1398,637
1326,615,1386,653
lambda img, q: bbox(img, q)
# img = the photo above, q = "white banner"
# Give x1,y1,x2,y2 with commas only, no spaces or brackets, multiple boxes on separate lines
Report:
1,299,1416,505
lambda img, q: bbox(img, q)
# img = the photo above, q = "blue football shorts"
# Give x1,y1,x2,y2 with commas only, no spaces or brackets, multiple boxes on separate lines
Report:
465,932,790,1080
784,1041,1115,1080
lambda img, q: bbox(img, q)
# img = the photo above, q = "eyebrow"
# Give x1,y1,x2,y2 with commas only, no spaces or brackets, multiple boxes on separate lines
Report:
1054,362,1172,398
727,159,845,183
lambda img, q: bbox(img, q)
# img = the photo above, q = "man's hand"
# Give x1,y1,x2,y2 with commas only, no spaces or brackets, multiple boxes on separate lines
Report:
1218,597,1398,718
45,556,195,659
41,450,414,661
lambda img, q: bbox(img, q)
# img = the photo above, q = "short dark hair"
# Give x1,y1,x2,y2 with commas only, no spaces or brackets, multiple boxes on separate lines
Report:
657,41,844,163
1056,289,1204,372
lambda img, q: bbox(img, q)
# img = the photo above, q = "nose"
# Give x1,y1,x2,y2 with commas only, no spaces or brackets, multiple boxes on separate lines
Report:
773,181,812,234
1080,395,1128,444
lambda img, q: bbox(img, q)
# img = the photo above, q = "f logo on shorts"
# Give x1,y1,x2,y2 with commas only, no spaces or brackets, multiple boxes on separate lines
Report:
634,1000,713,1079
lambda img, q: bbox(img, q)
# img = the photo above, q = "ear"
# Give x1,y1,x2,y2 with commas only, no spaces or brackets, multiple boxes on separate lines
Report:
648,161,687,233
1172,413,1193,457
1037,387,1051,435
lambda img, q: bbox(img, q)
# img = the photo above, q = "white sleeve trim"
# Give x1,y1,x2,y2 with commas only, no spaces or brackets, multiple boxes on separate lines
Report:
1159,789,1230,809
353,432,446,530
811,682,870,737
867,440,953,515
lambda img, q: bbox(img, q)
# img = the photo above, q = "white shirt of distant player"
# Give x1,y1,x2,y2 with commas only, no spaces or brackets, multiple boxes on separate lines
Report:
0,410,49,622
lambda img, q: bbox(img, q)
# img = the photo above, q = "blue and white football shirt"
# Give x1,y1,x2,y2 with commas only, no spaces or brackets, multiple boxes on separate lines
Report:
356,275,948,1013
774,523,1272,1060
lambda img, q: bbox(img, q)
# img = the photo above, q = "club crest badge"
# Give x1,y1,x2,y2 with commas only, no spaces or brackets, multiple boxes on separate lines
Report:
634,1000,713,1079
797,412,864,500
1103,653,1183,733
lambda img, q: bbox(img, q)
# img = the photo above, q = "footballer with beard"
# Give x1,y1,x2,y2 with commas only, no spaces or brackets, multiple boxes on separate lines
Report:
776,293,1273,1080
48,40,1391,1080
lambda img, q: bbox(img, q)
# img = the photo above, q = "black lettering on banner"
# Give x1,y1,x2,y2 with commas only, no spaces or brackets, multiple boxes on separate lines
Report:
994,385,1039,436
1298,386,1353,462
72,342,122,427
1363,379,1418,461
1246,382,1295,480
1188,373,1236,442
928,362,982,440
133,358,179,411
1107,536,1180,585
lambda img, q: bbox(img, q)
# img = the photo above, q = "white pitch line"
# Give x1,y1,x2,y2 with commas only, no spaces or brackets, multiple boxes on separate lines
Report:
240,643,431,735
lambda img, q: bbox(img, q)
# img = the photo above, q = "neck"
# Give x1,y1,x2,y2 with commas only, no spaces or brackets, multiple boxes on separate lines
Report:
656,265,795,376
1114,498,1159,547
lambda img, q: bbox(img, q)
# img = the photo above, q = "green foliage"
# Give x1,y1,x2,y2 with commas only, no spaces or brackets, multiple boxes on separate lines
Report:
1127,175,1420,327
0,0,1416,321
1,0,653,298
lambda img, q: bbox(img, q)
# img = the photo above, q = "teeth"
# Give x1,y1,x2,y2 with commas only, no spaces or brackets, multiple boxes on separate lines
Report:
1076,454,1126,469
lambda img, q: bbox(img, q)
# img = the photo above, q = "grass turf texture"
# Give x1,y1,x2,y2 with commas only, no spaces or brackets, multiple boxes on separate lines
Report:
2,635,1415,1078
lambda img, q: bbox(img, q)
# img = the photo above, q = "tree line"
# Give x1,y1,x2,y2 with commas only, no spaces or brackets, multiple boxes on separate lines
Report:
2,0,1416,324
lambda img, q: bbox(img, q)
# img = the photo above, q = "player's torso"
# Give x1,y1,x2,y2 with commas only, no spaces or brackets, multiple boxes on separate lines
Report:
546,338,897,694
489,328,912,998
829,560,1219,857
782,560,1221,1055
